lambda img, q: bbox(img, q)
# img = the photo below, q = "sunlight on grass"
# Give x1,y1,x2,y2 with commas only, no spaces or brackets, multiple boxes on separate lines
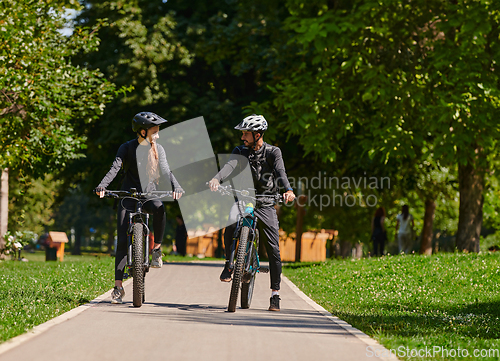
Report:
0,254,114,344
284,253,500,361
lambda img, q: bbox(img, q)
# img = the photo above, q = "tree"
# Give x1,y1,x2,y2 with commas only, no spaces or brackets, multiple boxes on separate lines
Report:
263,0,500,252
0,0,120,251
8,173,63,236
69,0,306,237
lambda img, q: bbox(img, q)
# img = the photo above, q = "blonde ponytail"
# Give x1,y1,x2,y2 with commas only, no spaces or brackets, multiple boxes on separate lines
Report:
147,140,159,184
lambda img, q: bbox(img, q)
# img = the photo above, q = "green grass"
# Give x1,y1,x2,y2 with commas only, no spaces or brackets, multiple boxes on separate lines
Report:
283,253,500,361
0,252,114,344
0,249,222,344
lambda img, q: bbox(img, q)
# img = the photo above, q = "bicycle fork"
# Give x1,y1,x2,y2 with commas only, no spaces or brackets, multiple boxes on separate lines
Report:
228,216,259,274
126,213,150,272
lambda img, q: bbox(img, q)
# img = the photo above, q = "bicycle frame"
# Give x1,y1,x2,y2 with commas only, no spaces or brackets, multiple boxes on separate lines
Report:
212,185,282,312
100,189,174,307
214,185,281,275
103,189,174,277
228,206,259,275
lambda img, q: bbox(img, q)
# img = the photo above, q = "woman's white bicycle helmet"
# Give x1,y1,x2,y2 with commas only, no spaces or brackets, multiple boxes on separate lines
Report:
234,114,268,132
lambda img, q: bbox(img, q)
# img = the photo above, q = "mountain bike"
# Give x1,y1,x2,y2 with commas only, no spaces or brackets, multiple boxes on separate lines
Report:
102,188,173,307
213,185,282,312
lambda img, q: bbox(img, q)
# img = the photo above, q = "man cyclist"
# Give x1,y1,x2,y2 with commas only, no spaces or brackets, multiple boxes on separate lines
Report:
95,112,183,304
209,114,295,311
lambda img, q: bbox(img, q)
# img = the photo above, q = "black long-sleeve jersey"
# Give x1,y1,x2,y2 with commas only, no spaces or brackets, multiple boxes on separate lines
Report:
213,142,292,207
98,139,181,192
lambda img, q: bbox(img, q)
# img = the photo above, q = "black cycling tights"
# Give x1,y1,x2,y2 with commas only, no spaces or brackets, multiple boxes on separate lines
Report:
115,198,166,281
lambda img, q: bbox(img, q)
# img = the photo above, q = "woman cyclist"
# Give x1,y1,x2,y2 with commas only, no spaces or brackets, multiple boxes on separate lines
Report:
95,112,183,304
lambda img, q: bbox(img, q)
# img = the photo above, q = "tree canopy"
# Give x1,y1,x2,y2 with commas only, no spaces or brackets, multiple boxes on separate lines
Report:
4,0,500,254
0,0,118,178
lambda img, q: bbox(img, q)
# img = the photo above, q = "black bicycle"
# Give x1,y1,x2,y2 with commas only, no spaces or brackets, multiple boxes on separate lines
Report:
102,188,173,307
214,185,282,312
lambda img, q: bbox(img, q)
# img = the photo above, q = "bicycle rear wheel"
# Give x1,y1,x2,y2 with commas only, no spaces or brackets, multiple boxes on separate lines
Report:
132,223,145,307
228,226,249,312
241,230,259,309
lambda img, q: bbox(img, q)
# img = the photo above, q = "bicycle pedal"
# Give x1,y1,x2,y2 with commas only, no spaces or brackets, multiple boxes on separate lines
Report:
259,267,270,273
242,272,252,283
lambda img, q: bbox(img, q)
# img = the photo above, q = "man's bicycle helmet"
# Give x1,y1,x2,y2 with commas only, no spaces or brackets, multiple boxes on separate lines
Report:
234,114,268,132
132,112,168,134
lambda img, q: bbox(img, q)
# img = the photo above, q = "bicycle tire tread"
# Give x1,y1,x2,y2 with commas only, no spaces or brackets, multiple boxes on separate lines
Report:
132,223,144,307
228,226,249,312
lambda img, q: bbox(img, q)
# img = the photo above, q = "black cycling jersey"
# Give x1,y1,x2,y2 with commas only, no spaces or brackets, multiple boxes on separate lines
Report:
213,142,292,206
98,138,181,192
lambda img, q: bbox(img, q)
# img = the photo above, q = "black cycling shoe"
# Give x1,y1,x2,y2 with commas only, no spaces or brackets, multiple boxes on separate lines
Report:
220,262,232,282
268,294,280,311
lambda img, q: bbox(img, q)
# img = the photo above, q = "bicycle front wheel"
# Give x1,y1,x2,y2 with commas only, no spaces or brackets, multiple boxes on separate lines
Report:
228,226,249,312
132,223,145,307
241,230,259,309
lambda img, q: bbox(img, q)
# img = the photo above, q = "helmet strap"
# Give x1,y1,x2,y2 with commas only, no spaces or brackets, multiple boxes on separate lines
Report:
138,129,150,145
251,132,263,151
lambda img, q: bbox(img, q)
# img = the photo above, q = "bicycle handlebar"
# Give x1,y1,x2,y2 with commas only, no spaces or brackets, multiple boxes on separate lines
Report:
208,183,283,204
102,189,174,199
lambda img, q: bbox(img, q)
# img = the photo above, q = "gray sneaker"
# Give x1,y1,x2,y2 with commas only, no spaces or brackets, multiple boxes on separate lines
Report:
111,286,125,304
151,248,163,268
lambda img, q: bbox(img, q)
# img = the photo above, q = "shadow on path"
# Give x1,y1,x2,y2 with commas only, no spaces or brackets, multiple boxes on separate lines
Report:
99,301,351,336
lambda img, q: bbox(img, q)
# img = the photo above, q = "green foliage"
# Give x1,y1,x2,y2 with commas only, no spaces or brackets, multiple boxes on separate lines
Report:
484,170,500,231
78,0,193,107
0,0,126,245
271,0,500,169
11,0,499,250
2,230,38,256
252,0,500,246
8,172,63,235
284,253,500,360
64,0,302,240
0,0,118,177
52,186,115,247
481,231,500,253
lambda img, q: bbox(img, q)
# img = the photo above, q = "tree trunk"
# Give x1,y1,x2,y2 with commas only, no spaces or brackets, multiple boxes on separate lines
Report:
419,199,436,255
456,162,484,252
72,227,82,255
0,168,8,252
295,195,307,262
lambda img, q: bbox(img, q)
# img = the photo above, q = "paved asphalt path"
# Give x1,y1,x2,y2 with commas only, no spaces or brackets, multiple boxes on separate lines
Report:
0,261,396,361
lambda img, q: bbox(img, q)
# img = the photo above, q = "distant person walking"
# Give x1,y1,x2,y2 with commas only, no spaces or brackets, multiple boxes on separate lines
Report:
396,205,415,254
371,207,387,256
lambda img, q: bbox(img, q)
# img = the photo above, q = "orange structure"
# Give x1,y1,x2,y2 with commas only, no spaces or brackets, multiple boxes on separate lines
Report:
183,227,333,262
279,229,334,262
47,231,69,261
186,228,219,258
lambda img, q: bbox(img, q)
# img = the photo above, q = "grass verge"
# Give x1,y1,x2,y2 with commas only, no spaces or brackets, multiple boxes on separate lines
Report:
283,252,500,361
0,252,114,344
0,249,222,345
